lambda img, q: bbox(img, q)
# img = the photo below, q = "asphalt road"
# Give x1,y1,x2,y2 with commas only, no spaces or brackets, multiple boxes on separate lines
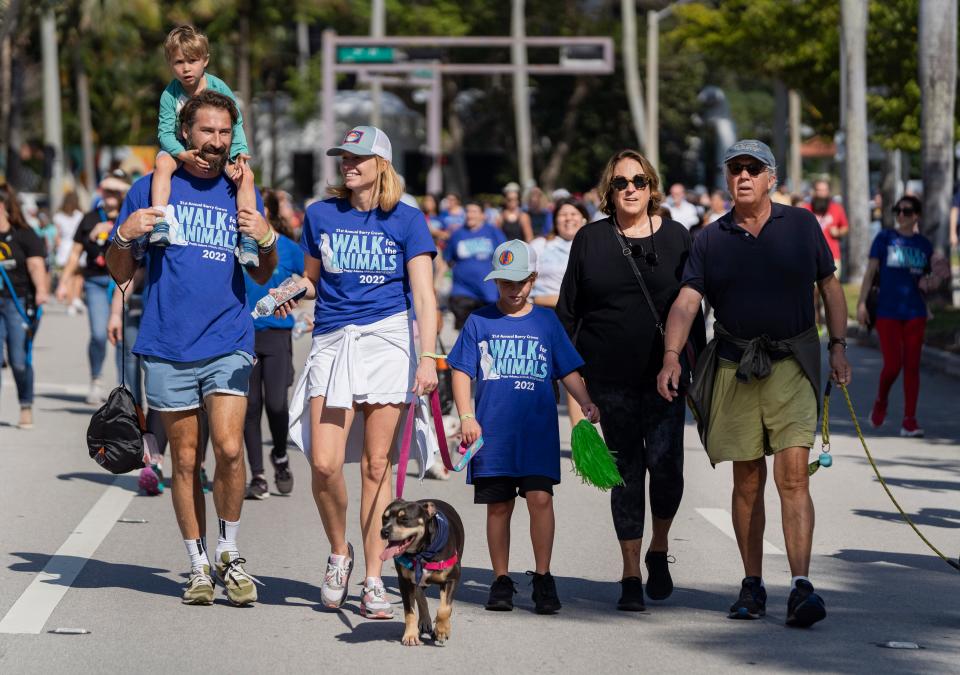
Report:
0,306,958,674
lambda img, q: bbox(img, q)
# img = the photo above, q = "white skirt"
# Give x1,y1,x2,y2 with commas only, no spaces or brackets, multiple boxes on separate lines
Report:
288,310,415,458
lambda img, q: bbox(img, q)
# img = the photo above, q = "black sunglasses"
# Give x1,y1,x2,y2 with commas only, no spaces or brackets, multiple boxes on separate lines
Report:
893,206,916,216
612,174,651,191
726,162,766,176
628,244,659,267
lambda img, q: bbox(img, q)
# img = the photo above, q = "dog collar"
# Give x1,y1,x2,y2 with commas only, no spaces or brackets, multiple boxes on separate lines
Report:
393,511,455,585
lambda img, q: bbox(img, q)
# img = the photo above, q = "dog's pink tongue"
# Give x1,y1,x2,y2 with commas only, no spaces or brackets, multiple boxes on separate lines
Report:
380,543,404,561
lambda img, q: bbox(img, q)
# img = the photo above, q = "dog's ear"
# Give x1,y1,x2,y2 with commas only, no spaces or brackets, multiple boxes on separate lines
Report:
422,501,438,519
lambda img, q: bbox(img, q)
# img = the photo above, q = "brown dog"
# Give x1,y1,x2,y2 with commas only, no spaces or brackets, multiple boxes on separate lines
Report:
380,498,465,646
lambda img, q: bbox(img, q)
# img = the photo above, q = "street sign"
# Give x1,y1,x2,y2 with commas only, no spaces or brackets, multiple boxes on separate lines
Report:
337,46,395,63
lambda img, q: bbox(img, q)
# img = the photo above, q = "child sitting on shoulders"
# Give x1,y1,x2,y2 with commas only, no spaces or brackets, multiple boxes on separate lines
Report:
447,239,600,615
151,25,260,267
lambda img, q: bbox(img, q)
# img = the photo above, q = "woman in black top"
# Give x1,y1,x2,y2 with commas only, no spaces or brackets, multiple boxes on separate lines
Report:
0,183,50,429
557,149,704,612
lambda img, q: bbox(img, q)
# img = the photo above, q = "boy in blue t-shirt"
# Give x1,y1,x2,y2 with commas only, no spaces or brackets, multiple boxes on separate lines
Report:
447,240,600,615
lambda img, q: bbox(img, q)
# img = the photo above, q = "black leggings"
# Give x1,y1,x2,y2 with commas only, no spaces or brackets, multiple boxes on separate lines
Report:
244,329,294,475
589,383,686,540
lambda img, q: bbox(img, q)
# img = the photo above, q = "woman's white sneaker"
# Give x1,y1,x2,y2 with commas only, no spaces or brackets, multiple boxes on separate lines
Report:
359,577,394,619
321,542,354,608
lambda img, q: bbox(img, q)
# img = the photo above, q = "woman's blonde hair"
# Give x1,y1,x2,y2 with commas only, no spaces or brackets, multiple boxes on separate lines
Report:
326,156,403,212
597,149,663,217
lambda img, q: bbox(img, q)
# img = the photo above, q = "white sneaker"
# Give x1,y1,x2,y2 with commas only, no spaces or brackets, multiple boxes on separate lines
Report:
86,378,105,405
321,542,354,609
360,576,394,619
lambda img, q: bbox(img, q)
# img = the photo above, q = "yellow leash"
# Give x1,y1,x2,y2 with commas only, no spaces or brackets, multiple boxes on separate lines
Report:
811,381,960,572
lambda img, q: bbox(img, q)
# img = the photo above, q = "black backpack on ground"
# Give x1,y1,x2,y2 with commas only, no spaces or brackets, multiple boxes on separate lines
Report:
87,385,146,474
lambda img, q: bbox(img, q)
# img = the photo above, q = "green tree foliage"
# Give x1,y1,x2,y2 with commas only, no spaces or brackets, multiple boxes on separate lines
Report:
667,0,944,152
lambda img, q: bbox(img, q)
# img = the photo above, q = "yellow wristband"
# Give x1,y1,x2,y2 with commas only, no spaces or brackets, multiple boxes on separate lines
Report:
257,230,276,247
460,413,475,421
420,351,442,360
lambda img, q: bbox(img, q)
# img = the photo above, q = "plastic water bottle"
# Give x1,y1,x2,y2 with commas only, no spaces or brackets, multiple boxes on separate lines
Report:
292,312,312,339
251,276,304,318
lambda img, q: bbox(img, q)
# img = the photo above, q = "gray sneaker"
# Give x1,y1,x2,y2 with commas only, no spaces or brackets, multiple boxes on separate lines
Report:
321,542,354,609
149,220,171,247
359,577,394,619
182,565,215,605
237,234,259,268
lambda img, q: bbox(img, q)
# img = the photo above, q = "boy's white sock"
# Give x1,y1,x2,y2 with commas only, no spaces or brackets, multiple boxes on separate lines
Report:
184,538,208,571
791,575,810,589
215,518,240,562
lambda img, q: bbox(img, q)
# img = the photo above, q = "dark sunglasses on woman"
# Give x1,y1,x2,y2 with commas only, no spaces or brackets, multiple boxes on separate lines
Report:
893,206,916,216
612,174,651,191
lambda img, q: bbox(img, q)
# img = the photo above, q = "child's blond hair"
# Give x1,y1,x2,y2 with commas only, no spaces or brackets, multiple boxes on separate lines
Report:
164,25,209,63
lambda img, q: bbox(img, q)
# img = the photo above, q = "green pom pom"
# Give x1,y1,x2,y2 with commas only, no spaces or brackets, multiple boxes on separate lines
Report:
570,420,623,490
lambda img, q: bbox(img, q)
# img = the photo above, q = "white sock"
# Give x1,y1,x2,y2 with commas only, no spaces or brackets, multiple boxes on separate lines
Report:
184,538,208,571
791,575,810,589
216,518,240,561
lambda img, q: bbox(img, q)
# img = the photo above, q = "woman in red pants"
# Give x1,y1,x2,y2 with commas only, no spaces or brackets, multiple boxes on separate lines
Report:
856,195,934,437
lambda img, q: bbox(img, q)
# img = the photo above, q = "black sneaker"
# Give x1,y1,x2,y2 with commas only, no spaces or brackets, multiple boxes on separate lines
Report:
786,579,826,628
244,476,269,500
617,576,646,611
485,575,517,611
527,571,561,614
644,550,674,600
274,463,294,495
729,576,766,620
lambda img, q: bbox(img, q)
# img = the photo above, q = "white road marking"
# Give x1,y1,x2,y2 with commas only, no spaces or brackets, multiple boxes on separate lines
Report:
696,507,785,555
0,478,133,634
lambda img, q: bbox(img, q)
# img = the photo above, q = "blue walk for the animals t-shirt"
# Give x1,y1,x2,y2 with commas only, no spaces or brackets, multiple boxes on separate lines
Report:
300,198,436,335
870,228,933,321
444,224,506,303
113,169,263,361
244,234,305,330
447,304,584,483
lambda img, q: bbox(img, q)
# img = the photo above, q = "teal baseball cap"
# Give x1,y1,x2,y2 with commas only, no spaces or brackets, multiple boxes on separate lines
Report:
326,125,393,162
484,240,538,282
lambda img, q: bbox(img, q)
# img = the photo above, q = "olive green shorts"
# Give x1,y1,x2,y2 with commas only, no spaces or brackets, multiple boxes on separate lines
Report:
706,357,816,464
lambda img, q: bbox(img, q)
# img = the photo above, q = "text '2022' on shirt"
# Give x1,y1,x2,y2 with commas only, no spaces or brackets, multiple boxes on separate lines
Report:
300,198,436,335
113,168,263,362
447,305,584,484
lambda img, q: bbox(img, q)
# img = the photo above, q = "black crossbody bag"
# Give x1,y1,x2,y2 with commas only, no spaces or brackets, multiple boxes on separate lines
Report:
610,220,698,389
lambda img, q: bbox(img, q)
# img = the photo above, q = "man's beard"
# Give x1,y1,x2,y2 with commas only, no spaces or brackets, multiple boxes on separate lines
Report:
812,197,830,214
199,143,228,174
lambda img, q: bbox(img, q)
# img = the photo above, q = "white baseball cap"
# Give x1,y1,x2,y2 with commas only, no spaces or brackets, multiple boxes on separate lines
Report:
326,125,393,162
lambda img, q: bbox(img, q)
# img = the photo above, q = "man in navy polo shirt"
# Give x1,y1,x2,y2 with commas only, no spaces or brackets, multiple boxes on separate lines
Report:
656,140,851,628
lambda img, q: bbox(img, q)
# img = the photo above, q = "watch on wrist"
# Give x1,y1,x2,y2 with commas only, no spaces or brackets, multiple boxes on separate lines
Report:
828,337,847,351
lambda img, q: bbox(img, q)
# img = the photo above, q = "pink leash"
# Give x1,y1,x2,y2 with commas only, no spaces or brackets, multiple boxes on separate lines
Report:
396,389,483,498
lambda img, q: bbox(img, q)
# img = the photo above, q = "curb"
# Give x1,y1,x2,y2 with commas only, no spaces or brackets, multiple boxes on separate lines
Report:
847,321,960,379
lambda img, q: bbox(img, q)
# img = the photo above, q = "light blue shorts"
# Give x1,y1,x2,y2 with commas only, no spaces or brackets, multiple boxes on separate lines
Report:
142,350,254,412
